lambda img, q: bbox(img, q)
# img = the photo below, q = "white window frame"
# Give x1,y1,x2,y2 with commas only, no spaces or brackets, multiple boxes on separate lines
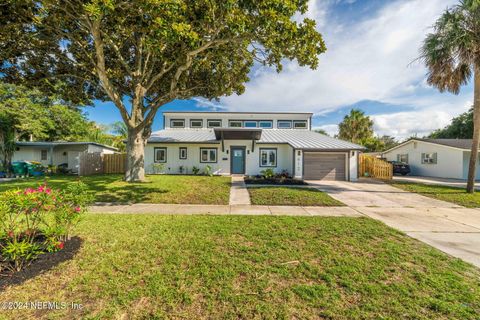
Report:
277,120,292,129
260,148,277,167
293,120,308,129
259,121,273,128
190,119,203,128
421,152,437,164
41,149,48,161
170,119,185,128
229,120,243,128
397,154,408,163
154,147,167,163
200,148,217,163
179,147,187,159
207,120,222,128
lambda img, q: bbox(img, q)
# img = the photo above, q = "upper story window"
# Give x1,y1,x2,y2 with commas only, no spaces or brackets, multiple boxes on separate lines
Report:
244,121,258,128
293,120,308,129
259,121,273,128
190,119,203,128
229,120,242,128
170,119,185,128
277,120,292,129
207,119,222,128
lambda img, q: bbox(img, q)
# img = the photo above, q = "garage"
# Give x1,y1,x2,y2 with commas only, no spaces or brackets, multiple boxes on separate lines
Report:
303,152,347,180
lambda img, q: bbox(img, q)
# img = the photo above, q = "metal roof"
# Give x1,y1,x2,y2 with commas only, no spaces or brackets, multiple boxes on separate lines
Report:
15,141,118,151
148,129,364,150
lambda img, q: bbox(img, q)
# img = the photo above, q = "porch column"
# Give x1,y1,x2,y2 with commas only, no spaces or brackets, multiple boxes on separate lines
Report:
49,146,54,166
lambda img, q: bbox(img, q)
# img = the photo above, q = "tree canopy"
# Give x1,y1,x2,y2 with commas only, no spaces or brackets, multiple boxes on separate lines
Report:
338,109,374,145
0,0,326,181
428,107,473,139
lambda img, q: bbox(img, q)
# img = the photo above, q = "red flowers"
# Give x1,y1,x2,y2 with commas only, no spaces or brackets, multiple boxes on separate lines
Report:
56,242,64,250
74,206,81,212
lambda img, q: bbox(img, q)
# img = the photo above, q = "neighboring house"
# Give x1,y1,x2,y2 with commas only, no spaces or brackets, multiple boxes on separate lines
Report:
382,138,478,180
12,142,117,173
145,112,364,181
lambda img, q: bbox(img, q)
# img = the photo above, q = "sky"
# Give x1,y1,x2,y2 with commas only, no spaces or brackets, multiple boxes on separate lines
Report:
84,0,474,140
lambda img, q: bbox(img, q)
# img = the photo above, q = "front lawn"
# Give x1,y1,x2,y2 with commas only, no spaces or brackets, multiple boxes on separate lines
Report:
248,186,345,206
391,182,480,208
1,215,479,319
0,174,231,204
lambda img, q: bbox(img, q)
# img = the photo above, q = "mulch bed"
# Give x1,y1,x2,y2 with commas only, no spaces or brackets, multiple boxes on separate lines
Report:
0,237,83,291
244,176,308,185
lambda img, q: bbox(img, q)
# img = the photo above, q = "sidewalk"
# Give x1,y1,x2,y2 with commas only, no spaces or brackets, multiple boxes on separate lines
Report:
90,203,361,216
229,176,251,205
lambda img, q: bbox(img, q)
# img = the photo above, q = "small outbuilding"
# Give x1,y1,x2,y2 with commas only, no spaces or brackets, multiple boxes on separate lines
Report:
12,141,117,173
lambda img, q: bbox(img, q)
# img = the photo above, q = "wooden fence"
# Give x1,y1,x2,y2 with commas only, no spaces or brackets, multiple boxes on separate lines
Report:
79,152,126,176
104,153,127,174
358,154,393,180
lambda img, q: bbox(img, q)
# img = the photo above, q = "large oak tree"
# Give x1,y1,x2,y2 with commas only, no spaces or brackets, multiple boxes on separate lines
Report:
1,0,326,181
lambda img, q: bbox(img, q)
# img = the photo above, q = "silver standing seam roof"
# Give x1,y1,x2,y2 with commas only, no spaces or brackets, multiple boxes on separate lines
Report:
148,129,364,150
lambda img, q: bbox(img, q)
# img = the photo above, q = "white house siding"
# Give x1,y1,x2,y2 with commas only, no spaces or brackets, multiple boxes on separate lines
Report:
145,141,294,176
383,141,464,179
87,144,115,154
349,150,358,181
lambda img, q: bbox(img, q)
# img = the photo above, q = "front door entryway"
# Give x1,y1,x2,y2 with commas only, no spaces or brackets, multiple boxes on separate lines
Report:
231,146,246,174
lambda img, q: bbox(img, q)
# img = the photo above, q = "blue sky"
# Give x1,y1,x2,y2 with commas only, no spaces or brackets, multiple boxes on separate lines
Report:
84,0,474,139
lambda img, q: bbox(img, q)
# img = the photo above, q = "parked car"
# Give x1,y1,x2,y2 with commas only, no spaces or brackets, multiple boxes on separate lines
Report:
390,161,410,176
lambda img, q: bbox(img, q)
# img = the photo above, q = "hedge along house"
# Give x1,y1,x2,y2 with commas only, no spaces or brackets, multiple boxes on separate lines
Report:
382,138,480,180
145,112,364,181
12,141,117,173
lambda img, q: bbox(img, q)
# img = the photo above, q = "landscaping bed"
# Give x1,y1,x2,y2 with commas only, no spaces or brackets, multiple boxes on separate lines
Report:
0,174,231,204
248,186,344,206
1,214,479,319
244,176,307,185
390,182,480,207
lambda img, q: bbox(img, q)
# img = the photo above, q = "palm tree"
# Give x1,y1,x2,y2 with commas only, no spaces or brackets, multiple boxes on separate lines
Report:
338,109,374,144
421,0,480,193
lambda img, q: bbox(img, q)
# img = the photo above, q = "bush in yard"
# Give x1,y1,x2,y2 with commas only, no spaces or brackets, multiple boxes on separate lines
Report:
0,182,91,272
260,168,275,179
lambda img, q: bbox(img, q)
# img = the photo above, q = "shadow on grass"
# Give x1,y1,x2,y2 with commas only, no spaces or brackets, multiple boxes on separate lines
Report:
0,236,83,291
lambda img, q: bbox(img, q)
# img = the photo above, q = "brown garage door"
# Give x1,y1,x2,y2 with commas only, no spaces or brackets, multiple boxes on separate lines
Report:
303,153,346,180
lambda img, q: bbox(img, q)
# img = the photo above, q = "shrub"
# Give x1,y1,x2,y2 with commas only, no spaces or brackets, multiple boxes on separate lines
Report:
0,182,91,272
192,166,200,175
204,165,213,176
151,163,165,174
260,168,275,179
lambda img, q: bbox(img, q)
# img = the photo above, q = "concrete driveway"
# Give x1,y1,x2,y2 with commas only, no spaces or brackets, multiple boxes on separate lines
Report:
307,179,480,268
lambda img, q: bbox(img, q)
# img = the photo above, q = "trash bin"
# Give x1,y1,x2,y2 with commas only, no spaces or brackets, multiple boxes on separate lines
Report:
26,161,45,177
12,161,28,177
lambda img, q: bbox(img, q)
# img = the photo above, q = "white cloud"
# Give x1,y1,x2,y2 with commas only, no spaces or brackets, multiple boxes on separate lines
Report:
215,0,473,138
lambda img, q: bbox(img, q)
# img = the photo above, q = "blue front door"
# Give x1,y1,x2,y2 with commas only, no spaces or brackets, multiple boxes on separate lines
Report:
231,147,245,174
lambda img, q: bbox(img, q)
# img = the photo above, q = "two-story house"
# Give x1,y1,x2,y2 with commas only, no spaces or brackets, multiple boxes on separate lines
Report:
145,112,364,181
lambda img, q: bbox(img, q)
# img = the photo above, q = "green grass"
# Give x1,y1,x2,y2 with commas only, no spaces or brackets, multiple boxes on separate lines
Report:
248,186,345,206
0,174,231,204
391,182,480,207
1,214,479,319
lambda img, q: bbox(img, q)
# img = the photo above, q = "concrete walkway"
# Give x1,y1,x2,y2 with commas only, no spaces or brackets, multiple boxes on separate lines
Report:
393,175,480,190
307,179,480,267
90,203,360,216
229,176,251,205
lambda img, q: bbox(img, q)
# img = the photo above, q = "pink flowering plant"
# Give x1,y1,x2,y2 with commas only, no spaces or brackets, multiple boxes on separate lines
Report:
0,182,91,272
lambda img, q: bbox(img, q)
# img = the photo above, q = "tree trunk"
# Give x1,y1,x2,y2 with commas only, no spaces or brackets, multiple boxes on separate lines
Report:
125,127,146,182
466,64,480,193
